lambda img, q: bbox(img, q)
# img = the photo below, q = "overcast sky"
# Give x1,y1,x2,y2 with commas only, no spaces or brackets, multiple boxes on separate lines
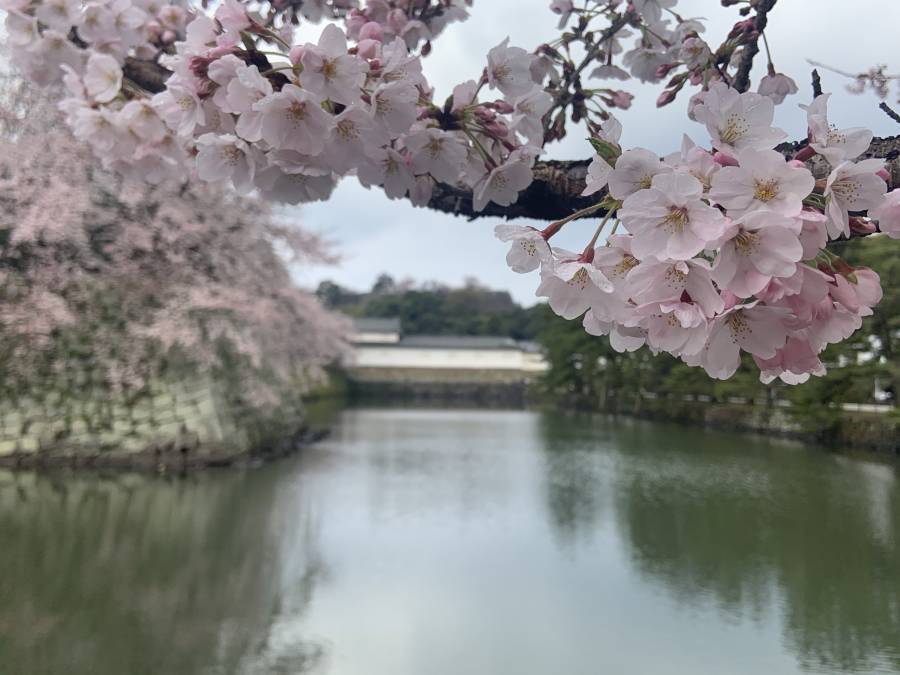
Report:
290,0,900,305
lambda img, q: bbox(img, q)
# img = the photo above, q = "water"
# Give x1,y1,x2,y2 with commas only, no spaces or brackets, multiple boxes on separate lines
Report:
1,407,898,675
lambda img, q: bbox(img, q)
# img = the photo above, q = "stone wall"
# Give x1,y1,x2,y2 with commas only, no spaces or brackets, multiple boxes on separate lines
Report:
0,376,307,467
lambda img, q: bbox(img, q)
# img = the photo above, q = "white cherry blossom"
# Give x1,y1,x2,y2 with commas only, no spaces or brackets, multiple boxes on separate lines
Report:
301,24,367,105
824,158,887,238
486,37,535,98
693,82,787,156
256,85,334,156
494,224,552,273
802,94,873,165
619,172,726,261
709,148,815,218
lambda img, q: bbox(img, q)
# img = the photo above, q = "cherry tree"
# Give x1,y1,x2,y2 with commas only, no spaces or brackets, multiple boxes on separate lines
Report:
3,0,900,385
0,75,347,399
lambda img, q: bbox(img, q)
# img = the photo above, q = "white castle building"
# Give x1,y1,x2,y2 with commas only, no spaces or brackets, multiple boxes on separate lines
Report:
344,318,548,380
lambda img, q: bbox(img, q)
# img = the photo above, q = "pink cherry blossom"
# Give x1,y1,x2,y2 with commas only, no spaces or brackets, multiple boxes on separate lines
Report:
84,53,123,104
472,148,536,212
301,24,368,105
693,82,787,156
619,172,726,260
709,148,815,218
257,85,334,156
486,38,535,98
405,128,468,184
757,72,798,105
607,148,670,200
712,213,803,298
699,304,791,380
824,158,887,238
625,258,724,318
870,189,900,238
801,93,873,165
494,224,552,273
537,254,613,320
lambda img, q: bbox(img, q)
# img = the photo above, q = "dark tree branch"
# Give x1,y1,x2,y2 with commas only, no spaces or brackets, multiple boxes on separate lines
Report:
811,68,823,98
732,0,778,94
123,57,170,94
879,101,900,125
427,135,900,222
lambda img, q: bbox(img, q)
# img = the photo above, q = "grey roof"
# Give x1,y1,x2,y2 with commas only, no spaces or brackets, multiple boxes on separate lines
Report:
352,317,401,333
396,335,522,350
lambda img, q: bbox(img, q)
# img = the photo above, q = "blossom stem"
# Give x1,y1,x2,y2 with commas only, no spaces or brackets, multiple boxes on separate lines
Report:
548,200,612,234
584,206,619,254
761,31,774,68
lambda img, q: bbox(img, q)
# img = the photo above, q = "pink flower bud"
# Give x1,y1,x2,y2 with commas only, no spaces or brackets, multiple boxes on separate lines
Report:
484,120,509,138
491,100,514,114
877,168,891,183
387,9,408,33
714,151,739,167
656,90,677,107
289,45,305,66
161,29,176,44
655,63,676,78
787,159,806,169
359,21,384,42
610,90,633,109
357,39,380,59
793,145,816,162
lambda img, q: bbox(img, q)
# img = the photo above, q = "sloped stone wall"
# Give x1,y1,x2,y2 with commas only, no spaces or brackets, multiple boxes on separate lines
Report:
0,375,306,467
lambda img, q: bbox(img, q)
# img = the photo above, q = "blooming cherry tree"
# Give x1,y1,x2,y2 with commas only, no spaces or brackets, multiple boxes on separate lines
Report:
3,0,900,385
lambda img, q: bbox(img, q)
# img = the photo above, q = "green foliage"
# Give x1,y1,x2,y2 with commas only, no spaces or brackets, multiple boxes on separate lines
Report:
317,275,546,340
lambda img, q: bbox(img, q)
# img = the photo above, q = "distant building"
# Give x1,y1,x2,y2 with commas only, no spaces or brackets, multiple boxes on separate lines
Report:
343,319,547,404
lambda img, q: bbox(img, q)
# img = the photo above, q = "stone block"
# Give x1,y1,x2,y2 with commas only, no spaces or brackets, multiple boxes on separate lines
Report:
19,437,39,453
0,439,17,456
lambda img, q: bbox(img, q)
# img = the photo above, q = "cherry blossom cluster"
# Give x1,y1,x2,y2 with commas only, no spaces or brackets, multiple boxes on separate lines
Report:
539,0,808,145
498,83,900,384
5,0,555,211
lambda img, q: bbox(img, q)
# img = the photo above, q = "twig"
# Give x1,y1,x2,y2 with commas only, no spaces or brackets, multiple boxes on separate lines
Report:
732,0,778,93
811,69,823,98
879,101,900,125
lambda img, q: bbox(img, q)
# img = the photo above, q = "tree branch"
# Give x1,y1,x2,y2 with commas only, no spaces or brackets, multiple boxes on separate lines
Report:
732,0,778,94
427,135,900,221
117,46,900,226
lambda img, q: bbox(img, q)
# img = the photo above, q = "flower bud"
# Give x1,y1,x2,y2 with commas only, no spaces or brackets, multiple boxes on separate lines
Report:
714,151,739,167
359,21,384,42
656,90,677,107
289,45,305,66
357,39,380,59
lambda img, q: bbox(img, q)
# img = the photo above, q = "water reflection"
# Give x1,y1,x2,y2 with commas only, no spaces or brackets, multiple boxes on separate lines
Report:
538,412,900,674
0,465,326,675
1,408,898,675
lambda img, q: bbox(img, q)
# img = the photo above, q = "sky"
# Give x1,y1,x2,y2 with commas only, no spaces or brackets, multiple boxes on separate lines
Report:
289,0,900,305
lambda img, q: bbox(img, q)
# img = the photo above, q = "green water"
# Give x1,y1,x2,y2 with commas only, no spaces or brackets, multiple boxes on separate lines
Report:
1,408,898,675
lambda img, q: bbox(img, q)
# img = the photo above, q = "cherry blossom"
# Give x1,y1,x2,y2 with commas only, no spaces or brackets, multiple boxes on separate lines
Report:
823,159,886,238
696,304,791,380
619,172,726,261
870,189,900,239
711,213,803,298
608,148,670,200
802,94,873,165
536,253,613,320
693,83,787,157
486,38,535,98
494,224,552,273
709,149,815,218
301,24,367,105
757,72,798,105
